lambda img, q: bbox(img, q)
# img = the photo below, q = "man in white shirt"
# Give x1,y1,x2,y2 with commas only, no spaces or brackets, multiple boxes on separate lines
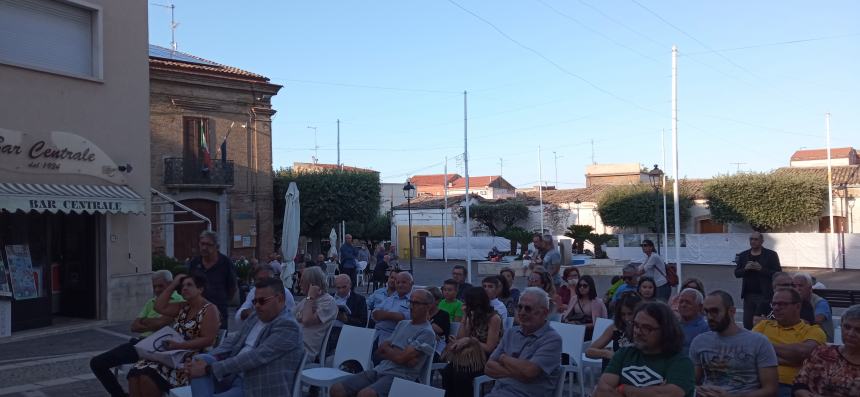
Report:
236,264,295,323
483,276,508,318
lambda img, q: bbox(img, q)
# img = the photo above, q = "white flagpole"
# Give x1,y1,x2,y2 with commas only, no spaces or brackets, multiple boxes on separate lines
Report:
671,45,682,292
443,156,449,262
826,113,835,271
464,91,472,285
539,145,545,233
662,129,669,257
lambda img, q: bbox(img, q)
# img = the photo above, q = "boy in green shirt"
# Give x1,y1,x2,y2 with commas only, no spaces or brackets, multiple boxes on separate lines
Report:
438,279,464,323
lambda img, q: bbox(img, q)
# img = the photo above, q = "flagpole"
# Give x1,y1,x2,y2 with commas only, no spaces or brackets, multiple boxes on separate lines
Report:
464,90,472,285
671,45,682,292
444,155,449,263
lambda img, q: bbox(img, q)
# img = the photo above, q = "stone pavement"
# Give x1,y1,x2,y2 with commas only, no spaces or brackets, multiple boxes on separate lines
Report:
1,260,857,396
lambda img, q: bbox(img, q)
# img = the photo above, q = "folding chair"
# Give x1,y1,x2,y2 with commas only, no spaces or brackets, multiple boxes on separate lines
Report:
390,377,445,397
549,322,587,397
583,317,614,390
300,325,377,396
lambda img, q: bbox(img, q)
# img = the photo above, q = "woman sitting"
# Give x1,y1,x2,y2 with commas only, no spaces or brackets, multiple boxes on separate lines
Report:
441,286,503,397
127,274,219,397
561,275,607,340
499,267,520,316
585,291,642,369
295,266,338,363
637,276,658,302
557,267,581,306
793,304,860,397
425,286,451,362
529,268,563,321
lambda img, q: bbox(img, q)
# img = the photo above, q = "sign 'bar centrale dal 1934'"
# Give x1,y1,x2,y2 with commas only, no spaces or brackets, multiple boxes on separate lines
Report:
0,128,126,184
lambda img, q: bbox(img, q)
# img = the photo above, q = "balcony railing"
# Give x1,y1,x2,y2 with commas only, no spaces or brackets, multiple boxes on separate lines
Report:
163,157,234,188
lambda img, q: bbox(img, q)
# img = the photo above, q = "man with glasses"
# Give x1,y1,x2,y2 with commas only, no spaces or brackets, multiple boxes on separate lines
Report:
610,264,640,304
235,264,295,323
752,288,825,397
188,230,237,331
186,278,304,397
451,264,472,300
331,289,436,397
734,232,782,330
595,301,695,397
484,287,563,397
753,272,816,327
690,290,778,397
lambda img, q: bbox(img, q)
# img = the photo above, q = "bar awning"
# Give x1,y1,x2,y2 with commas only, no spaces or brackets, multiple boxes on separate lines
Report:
0,183,145,215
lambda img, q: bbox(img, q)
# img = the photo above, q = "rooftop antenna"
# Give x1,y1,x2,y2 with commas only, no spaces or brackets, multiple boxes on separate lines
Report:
729,162,746,173
591,139,596,164
498,158,503,176
152,2,179,52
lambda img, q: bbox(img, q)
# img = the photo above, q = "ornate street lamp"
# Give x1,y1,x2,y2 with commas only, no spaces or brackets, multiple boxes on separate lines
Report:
648,164,664,254
403,180,416,274
848,196,856,233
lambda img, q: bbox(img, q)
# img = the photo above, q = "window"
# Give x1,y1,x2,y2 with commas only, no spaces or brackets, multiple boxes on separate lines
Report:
0,0,102,79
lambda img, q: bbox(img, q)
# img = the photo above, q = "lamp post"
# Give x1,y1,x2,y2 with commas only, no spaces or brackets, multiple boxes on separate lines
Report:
837,184,848,269
574,199,582,225
849,196,856,233
648,164,664,254
403,181,416,275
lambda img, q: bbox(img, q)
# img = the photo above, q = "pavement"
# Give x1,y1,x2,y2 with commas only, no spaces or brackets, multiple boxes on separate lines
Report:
0,259,857,396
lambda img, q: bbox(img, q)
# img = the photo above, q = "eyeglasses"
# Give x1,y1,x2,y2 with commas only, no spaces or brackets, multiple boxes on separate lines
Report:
252,295,276,306
633,322,660,334
517,304,538,314
770,301,799,308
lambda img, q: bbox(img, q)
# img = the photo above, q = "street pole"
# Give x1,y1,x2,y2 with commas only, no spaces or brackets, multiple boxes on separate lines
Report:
337,119,342,170
307,126,319,163
443,156,448,262
826,113,835,271
653,185,661,255
671,45,682,291
464,91,472,285
553,151,559,188
407,196,413,275
661,129,669,256
538,145,545,233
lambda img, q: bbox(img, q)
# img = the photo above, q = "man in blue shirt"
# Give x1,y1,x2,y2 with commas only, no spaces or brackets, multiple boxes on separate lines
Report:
611,264,640,303
677,288,709,356
340,234,358,290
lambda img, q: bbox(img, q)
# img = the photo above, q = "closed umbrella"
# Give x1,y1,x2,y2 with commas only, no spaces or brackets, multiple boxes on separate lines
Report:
280,182,300,289
328,228,339,259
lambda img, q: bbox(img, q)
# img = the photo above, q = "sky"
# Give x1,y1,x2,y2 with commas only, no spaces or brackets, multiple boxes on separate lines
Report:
148,0,859,189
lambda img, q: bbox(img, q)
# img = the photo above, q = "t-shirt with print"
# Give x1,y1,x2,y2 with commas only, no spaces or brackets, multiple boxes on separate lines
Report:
605,346,695,397
374,320,436,381
752,319,826,385
137,292,185,337
689,329,777,394
438,299,463,323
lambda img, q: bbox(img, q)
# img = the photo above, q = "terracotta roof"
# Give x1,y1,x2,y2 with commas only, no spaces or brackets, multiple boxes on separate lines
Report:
292,162,378,174
148,44,271,83
774,165,860,186
410,174,461,186
519,186,610,204
790,147,856,161
392,194,476,210
449,176,507,188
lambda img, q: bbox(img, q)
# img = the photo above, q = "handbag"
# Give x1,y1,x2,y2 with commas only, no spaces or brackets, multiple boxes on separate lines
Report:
442,337,486,372
565,300,593,325
134,326,191,368
655,262,679,287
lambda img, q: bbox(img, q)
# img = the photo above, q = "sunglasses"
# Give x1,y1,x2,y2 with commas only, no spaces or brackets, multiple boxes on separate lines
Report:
517,304,539,314
252,295,276,306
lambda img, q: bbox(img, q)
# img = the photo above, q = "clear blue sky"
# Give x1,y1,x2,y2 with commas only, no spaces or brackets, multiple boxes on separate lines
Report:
148,0,859,189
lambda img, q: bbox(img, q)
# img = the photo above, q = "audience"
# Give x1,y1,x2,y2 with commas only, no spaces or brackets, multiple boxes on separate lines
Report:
326,274,369,356
331,290,437,397
295,266,338,363
425,286,451,361
438,279,464,322
452,265,473,300
235,264,296,323
670,278,705,314
611,264,640,304
753,272,815,327
677,288,709,356
499,267,521,310
528,269,562,321
371,254,390,291
484,287,563,397
482,276,508,318
557,267,581,305
637,276,658,302
793,304,860,397
186,278,304,397
441,286,503,397
586,292,642,369
372,272,414,343
541,234,563,287
752,288,826,397
367,269,398,312
595,301,695,397
561,275,607,340
496,272,517,318
690,290,778,397
793,272,834,343
127,274,220,397
637,239,671,302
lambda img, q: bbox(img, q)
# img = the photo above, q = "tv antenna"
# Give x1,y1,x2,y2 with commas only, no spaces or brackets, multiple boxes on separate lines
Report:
152,2,179,52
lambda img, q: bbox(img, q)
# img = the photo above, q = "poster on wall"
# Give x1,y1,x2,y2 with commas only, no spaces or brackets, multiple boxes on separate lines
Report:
4,245,38,300
0,257,11,297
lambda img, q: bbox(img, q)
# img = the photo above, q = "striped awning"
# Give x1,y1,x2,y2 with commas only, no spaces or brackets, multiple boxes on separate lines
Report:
0,183,145,214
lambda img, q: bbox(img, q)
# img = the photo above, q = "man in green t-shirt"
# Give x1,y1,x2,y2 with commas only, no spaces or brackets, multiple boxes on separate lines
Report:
438,279,464,322
90,270,184,397
595,301,695,397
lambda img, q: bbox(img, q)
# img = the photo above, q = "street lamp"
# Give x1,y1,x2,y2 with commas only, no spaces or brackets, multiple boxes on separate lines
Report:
574,199,582,225
403,180,416,274
849,196,856,233
648,164,664,254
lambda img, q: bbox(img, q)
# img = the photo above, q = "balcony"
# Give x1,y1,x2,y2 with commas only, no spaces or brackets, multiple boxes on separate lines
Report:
163,157,234,188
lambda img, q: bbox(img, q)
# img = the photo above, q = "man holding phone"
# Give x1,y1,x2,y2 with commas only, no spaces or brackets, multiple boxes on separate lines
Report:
734,232,782,330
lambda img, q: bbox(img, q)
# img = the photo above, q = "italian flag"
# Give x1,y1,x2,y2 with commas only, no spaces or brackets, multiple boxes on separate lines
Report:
200,122,212,171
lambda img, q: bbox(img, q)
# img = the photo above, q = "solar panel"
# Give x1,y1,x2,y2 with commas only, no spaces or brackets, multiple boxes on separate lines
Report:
148,45,220,67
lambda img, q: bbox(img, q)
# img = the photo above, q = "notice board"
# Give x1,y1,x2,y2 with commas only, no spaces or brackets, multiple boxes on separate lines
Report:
4,245,38,300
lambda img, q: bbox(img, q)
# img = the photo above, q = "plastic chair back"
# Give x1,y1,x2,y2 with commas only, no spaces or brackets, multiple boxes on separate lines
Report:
549,322,586,367
419,340,438,385
332,325,377,371
450,321,461,337
390,377,445,397
592,317,614,343
292,351,307,397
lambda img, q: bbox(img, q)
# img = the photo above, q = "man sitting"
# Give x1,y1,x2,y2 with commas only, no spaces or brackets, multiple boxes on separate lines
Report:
677,288,709,356
793,272,834,342
367,270,398,312
753,288,826,397
483,276,508,318
610,264,640,304
186,277,304,396
485,287,563,397
331,289,436,397
690,290,778,397
327,275,369,356
90,270,183,397
595,301,695,397
372,272,413,343
235,264,296,323
753,272,816,326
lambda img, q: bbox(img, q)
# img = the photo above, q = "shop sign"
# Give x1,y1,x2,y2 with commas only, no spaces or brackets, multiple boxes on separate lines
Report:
0,128,126,184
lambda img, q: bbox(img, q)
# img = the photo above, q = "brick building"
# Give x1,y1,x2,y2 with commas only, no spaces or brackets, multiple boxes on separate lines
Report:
149,45,281,261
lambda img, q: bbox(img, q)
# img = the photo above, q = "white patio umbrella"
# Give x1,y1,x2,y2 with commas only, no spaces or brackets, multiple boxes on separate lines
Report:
280,182,300,289
328,227,339,259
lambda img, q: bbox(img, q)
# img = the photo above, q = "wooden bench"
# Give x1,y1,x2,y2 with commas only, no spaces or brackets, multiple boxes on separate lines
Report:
814,289,860,308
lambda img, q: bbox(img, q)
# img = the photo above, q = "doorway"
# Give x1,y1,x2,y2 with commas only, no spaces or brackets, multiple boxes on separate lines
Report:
417,232,429,258
173,199,218,261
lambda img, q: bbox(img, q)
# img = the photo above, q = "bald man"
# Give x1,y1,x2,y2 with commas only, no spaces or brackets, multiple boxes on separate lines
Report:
325,274,369,356
734,232,782,329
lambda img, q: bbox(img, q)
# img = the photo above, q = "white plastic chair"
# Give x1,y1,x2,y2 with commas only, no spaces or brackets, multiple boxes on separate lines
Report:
300,325,377,396
325,262,338,286
450,321,462,337
472,366,566,397
582,317,614,389
315,320,336,365
390,377,445,397
550,322,587,397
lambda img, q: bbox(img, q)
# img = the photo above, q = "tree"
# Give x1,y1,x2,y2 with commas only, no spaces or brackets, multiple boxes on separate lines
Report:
704,172,826,232
586,233,614,259
346,212,391,246
459,200,529,236
564,224,594,254
597,183,692,231
273,168,381,253
497,226,533,256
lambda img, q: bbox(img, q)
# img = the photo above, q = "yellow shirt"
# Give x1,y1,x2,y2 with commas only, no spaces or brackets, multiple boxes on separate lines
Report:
752,319,826,385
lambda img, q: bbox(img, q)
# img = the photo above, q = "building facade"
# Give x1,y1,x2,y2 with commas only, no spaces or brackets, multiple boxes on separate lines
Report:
0,0,150,332
149,46,281,262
